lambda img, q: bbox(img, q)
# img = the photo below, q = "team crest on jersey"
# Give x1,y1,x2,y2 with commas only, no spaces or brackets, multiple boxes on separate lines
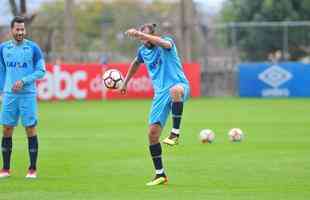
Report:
148,51,162,69
23,46,30,50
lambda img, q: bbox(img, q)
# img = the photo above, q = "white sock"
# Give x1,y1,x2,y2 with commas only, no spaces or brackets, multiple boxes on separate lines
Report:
155,168,164,175
171,128,180,135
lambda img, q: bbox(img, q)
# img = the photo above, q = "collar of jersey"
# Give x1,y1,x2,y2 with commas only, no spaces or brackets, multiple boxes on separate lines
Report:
11,39,26,46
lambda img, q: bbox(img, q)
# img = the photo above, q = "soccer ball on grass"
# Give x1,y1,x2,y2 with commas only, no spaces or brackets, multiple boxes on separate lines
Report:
228,128,244,142
199,129,215,144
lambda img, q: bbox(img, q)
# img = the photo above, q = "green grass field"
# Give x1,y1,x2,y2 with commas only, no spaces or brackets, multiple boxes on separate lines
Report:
0,98,309,200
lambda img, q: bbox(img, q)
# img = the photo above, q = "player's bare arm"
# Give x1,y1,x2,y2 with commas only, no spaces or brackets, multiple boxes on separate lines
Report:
120,57,141,94
125,28,172,49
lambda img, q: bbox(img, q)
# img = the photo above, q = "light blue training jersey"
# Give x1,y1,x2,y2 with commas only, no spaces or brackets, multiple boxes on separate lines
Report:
137,36,189,94
0,39,46,94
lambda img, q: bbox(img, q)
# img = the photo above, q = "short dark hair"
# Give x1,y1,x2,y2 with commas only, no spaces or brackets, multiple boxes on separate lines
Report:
11,16,25,28
139,23,157,34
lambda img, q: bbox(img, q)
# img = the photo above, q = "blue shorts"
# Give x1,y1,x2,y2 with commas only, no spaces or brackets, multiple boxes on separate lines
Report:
1,93,38,127
149,83,190,127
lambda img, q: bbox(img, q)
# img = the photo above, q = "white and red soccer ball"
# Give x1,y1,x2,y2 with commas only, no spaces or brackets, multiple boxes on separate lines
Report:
228,128,244,142
102,69,124,90
199,129,215,144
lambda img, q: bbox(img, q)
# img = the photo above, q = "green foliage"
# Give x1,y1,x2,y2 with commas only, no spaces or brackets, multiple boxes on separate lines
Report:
27,1,65,52
220,0,310,61
31,0,175,61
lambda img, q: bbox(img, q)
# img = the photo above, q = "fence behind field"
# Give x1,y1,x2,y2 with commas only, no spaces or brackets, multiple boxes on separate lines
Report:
1,21,310,97
202,21,310,96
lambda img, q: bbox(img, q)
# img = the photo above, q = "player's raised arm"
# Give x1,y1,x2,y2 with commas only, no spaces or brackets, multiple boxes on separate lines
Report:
125,24,172,49
120,57,141,94
140,33,172,49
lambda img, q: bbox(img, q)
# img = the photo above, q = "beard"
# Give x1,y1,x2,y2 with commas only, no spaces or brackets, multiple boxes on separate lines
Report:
14,34,24,42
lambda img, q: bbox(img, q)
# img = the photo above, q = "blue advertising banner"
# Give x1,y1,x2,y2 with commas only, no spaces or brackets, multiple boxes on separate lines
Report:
239,62,310,97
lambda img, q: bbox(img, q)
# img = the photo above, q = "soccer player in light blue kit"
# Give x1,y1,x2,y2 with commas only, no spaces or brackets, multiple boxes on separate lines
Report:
121,23,190,186
0,16,46,178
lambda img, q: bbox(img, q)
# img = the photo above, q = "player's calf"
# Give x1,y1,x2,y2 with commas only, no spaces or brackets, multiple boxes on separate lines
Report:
26,127,39,173
147,142,168,186
148,124,167,185
163,85,185,146
1,135,12,173
27,135,38,172
148,124,161,144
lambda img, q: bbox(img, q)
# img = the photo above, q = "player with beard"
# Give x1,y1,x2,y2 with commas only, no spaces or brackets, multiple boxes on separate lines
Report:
0,16,46,178
120,23,190,186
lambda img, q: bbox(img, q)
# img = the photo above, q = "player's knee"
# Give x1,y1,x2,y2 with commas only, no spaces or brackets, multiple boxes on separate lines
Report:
148,126,160,142
3,126,14,137
25,127,36,137
148,135,159,144
149,128,159,137
170,86,184,101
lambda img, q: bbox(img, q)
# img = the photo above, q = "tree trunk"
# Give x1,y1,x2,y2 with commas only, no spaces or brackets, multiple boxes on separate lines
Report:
20,0,27,15
64,0,76,61
180,0,193,62
9,0,18,16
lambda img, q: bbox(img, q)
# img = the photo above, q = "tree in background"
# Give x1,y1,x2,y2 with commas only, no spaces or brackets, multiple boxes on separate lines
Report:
0,0,36,41
27,0,205,62
8,0,36,23
220,0,310,61
30,0,178,62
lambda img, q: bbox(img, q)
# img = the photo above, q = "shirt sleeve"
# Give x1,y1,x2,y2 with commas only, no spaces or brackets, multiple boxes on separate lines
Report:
21,43,46,85
162,36,174,50
0,44,6,93
136,48,144,63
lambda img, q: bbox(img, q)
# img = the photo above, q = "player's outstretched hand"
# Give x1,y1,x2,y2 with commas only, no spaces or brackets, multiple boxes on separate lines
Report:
125,28,141,39
12,80,24,92
119,83,127,95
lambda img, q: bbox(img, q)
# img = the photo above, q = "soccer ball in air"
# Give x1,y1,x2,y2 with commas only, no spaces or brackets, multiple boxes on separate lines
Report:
102,69,123,89
228,128,244,142
199,129,215,144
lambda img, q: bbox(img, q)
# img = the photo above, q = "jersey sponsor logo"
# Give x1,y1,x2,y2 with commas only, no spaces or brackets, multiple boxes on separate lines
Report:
7,61,28,68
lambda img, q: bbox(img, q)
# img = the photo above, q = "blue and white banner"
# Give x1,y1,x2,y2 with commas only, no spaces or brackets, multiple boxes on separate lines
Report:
239,62,310,97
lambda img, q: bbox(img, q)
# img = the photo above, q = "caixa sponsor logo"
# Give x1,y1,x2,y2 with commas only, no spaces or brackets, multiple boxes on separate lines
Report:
7,61,28,68
37,65,87,100
258,65,292,97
